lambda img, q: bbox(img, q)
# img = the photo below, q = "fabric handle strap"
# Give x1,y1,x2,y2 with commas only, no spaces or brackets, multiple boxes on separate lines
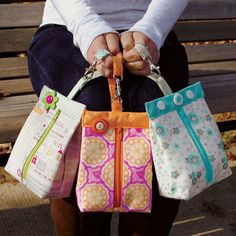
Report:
67,71,101,100
67,43,173,101
67,53,124,113
108,53,123,112
134,43,173,96
67,53,124,106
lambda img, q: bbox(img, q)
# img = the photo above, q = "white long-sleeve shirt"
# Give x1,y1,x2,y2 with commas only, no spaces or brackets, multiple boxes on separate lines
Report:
41,0,189,59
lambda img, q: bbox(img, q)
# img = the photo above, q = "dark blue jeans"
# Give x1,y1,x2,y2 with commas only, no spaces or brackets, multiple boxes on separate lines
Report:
28,24,189,236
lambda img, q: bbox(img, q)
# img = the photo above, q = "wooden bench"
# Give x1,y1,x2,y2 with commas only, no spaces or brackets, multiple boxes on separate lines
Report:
0,0,236,147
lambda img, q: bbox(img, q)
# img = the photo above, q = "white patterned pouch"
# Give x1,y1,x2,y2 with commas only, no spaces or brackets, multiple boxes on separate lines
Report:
4,73,99,198
134,43,232,200
145,82,232,200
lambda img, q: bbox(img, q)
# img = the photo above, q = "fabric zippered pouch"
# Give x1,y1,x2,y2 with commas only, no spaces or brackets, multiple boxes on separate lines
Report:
76,54,153,212
145,82,232,200
4,74,96,198
132,42,232,200
76,111,152,212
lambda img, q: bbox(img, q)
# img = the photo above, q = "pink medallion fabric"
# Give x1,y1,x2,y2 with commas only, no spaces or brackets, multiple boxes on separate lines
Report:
76,127,152,212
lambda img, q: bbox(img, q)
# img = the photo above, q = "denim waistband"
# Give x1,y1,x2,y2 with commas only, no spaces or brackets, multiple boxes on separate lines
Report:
36,24,67,35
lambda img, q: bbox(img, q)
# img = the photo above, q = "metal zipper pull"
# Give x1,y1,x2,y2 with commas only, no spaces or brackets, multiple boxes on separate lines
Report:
115,77,122,98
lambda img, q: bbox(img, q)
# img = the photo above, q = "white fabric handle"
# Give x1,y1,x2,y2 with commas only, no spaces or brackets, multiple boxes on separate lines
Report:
67,71,102,100
134,43,173,96
68,43,173,100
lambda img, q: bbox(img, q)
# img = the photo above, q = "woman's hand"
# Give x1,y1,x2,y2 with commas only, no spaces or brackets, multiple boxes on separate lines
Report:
87,33,120,78
120,31,160,75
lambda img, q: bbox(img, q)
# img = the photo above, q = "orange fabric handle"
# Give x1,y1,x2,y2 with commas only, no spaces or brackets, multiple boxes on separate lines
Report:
108,78,116,101
108,53,124,112
113,52,123,77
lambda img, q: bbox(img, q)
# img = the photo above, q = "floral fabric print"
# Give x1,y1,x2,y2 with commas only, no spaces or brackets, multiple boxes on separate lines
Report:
146,82,232,200
76,127,152,212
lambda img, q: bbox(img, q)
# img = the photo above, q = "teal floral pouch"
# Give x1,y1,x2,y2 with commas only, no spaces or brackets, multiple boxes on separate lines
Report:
145,82,232,200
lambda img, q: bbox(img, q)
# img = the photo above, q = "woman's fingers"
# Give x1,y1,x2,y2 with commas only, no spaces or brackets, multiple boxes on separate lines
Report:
105,33,120,55
120,32,135,51
125,60,150,75
120,31,160,75
132,31,159,65
122,48,142,62
122,47,149,75
87,34,108,64
87,33,120,78
86,31,159,77
120,32,146,74
97,55,114,78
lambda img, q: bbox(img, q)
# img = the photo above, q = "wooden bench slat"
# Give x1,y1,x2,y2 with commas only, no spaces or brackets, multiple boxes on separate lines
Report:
1,0,235,29
190,73,236,90
185,43,236,63
174,20,236,42
0,2,44,28
2,29,236,64
0,95,37,143
2,60,236,94
1,1,235,53
189,61,236,77
0,57,28,79
207,96,236,115
1,29,236,56
0,94,37,106
1,60,235,96
0,78,33,95
0,116,28,143
189,73,236,114
0,103,35,119
1,0,42,3
5,61,232,95
181,0,236,20
2,57,234,80
0,28,36,53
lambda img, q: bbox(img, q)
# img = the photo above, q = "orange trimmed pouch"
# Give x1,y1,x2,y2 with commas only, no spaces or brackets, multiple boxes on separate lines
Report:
76,55,153,212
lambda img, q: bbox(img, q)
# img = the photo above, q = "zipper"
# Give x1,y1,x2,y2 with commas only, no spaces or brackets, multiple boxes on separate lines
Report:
22,109,61,180
114,127,123,208
177,108,213,183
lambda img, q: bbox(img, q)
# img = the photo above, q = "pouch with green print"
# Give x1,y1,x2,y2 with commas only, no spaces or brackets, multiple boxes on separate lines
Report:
4,73,99,198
